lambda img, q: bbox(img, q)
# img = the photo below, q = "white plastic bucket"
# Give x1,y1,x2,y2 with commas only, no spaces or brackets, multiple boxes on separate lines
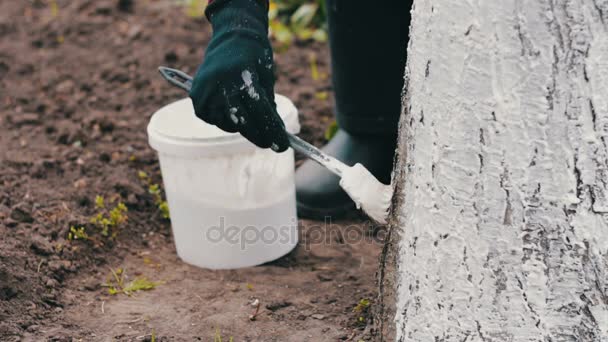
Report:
147,95,300,269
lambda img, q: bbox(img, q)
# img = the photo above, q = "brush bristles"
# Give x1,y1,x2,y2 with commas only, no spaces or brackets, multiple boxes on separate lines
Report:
339,163,393,224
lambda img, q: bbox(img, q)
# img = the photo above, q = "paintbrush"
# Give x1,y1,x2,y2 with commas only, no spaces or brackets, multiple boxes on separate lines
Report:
158,66,393,224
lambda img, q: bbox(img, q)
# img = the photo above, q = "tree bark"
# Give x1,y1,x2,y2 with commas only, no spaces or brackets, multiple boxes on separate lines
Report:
378,0,608,341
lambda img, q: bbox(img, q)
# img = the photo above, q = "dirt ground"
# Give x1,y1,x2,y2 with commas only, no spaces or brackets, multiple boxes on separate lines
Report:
0,0,384,341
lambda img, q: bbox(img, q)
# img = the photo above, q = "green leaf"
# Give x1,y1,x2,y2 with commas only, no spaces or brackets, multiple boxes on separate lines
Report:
290,3,319,29
138,171,148,180
270,20,294,46
50,0,59,17
185,0,206,18
95,195,105,209
69,226,89,241
312,28,328,42
148,184,160,195
315,91,329,101
158,201,170,219
309,53,320,80
354,298,371,312
324,120,338,141
267,0,328,49
293,27,314,41
268,1,278,20
122,277,163,296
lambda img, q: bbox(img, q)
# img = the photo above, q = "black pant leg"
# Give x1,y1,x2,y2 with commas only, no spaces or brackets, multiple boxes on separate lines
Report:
326,0,413,137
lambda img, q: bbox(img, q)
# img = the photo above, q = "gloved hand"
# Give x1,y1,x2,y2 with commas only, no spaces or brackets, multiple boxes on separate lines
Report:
190,0,289,152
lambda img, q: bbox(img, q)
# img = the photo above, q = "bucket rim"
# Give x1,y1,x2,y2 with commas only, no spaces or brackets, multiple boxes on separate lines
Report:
148,94,300,157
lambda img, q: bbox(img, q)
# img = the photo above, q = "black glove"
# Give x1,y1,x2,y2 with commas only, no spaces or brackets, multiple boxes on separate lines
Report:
190,0,289,152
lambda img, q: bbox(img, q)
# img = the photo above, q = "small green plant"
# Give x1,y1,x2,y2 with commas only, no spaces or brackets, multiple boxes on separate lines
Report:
353,298,371,326
148,184,170,219
353,298,370,312
95,195,104,208
67,196,127,246
122,277,163,294
103,268,163,296
138,171,170,219
178,0,206,18
50,0,59,17
315,91,329,101
67,226,89,241
214,328,234,342
90,196,128,238
309,53,328,81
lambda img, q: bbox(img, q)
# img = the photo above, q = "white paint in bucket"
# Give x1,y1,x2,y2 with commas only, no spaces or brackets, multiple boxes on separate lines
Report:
147,95,300,269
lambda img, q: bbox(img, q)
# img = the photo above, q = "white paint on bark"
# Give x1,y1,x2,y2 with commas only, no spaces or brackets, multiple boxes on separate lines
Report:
389,0,608,340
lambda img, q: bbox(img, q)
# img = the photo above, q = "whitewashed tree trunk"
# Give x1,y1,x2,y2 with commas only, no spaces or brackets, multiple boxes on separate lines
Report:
378,0,608,341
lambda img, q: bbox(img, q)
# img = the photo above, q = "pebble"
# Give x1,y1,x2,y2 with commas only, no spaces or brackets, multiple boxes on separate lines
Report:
32,159,58,179
56,79,75,94
26,324,40,333
73,178,88,189
48,260,72,272
9,113,40,127
30,236,54,256
265,300,292,312
81,277,100,291
117,0,134,13
10,203,33,223
46,278,60,288
317,273,333,282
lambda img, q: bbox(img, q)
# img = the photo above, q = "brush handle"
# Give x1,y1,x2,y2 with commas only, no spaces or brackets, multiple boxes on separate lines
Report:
286,134,345,176
158,67,193,92
158,66,347,177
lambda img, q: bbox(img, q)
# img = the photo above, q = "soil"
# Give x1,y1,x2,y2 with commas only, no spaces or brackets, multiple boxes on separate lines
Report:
0,1,383,341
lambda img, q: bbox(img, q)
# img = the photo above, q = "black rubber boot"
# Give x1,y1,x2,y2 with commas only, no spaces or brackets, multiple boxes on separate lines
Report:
295,0,411,219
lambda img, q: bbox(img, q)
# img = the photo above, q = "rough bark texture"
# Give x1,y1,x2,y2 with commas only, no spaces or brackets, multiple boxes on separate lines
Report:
380,0,608,341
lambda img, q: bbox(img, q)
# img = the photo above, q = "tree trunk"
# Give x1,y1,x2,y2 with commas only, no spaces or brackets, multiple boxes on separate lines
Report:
378,0,608,341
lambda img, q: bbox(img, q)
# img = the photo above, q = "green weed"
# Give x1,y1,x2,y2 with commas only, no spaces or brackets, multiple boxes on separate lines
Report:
309,52,328,81
103,268,163,296
138,171,170,219
50,0,59,17
90,196,128,238
315,91,329,101
122,277,163,295
66,195,128,246
353,298,371,326
67,226,89,241
214,328,234,342
184,0,206,18
353,298,370,312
